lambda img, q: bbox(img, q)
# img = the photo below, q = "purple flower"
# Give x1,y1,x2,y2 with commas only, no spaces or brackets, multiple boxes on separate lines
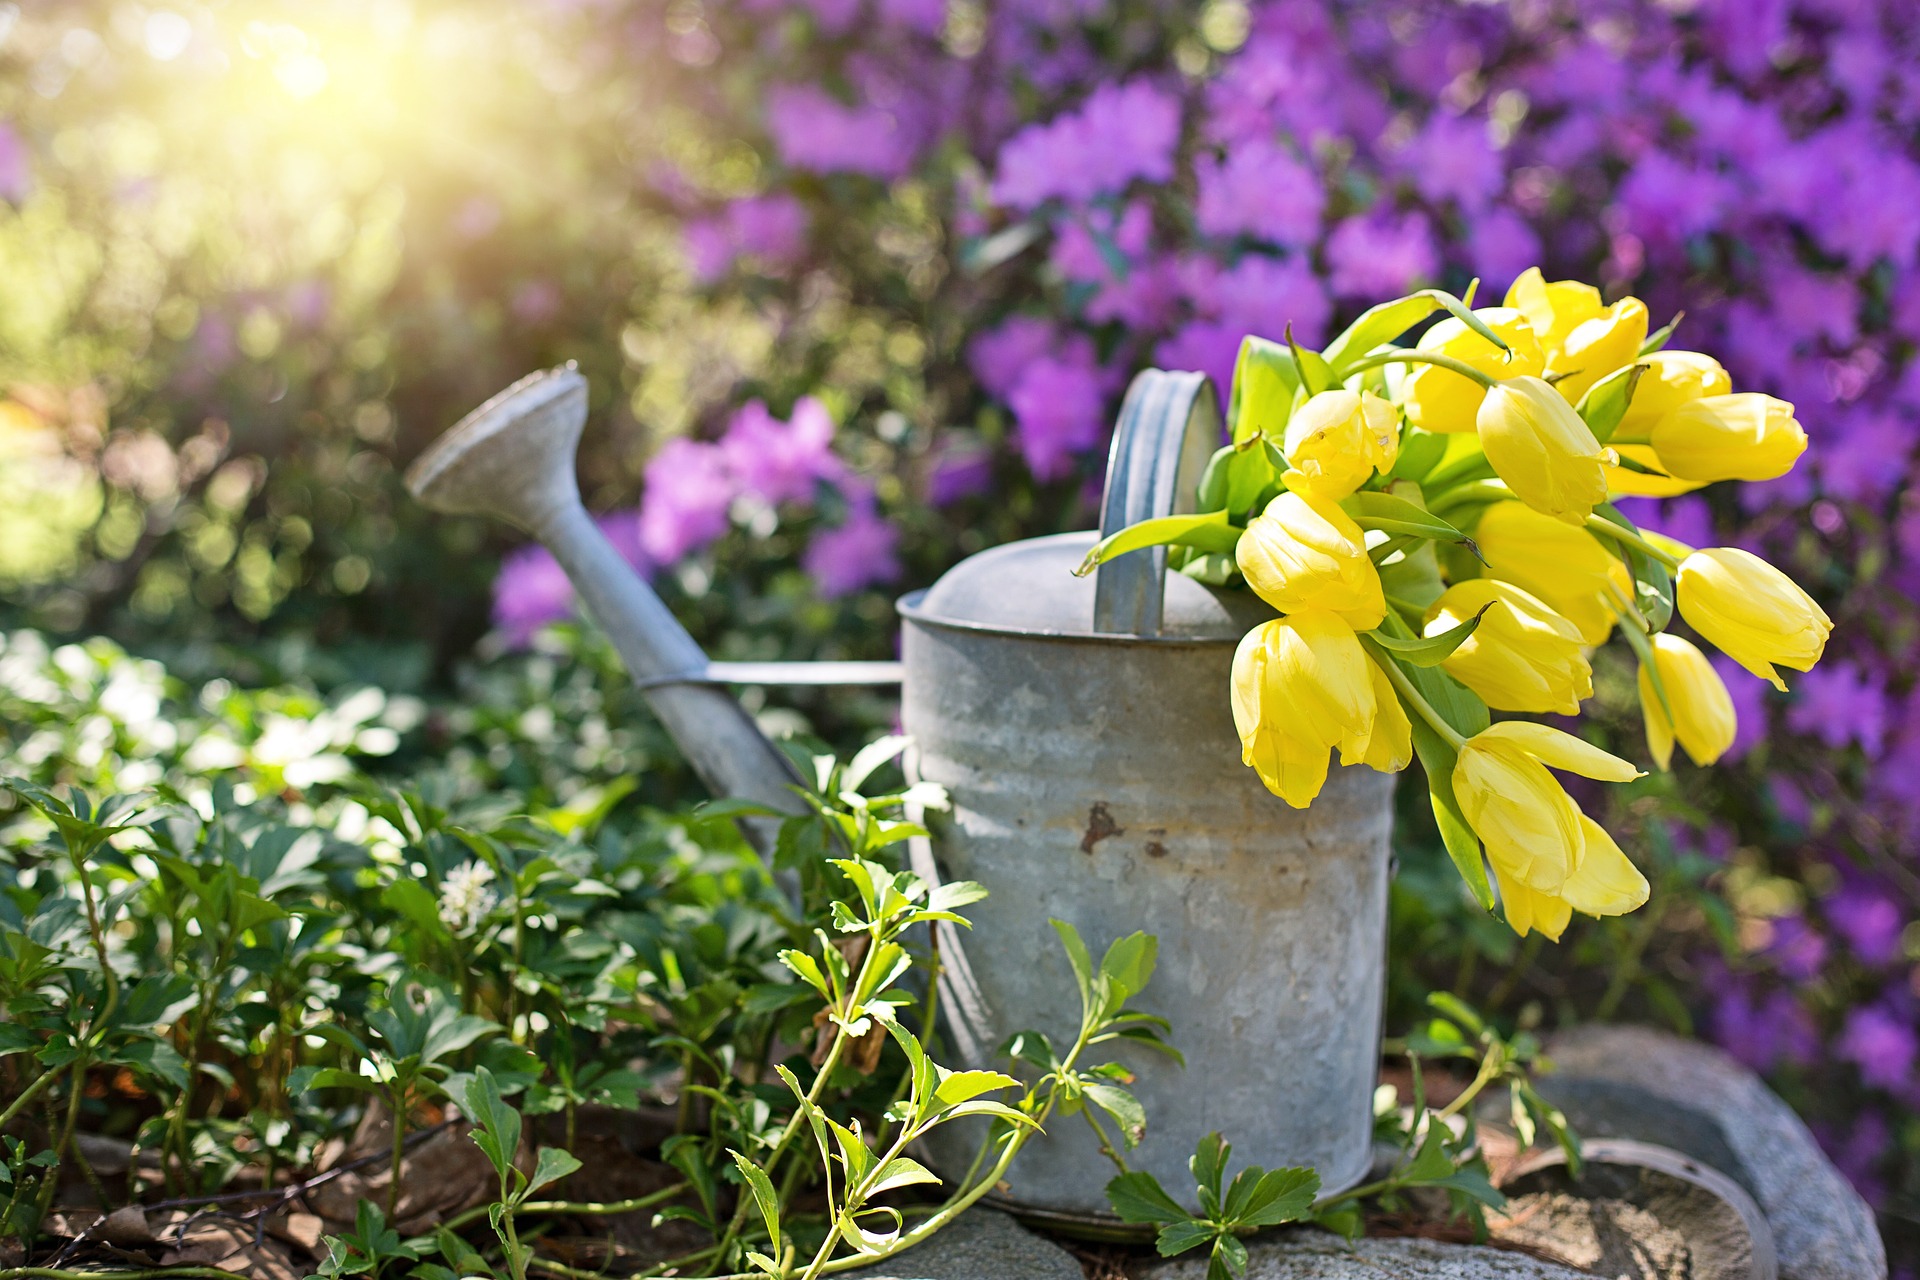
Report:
1007,354,1108,482
1786,661,1889,758
1714,653,1769,761
1612,495,1713,553
0,123,30,202
991,79,1182,209
638,439,735,564
1463,207,1543,291
1154,319,1246,406
1709,984,1817,1072
767,86,916,179
1193,140,1324,246
1762,914,1828,981
720,397,843,506
926,437,994,506
1826,883,1907,967
1614,150,1731,251
492,545,575,649
1838,1004,1918,1090
1816,412,1910,504
878,0,945,35
729,194,810,264
1398,112,1503,212
968,315,1058,401
803,489,902,597
1324,209,1439,298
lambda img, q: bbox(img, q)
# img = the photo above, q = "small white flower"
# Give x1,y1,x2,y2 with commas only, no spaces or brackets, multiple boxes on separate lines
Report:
438,860,498,934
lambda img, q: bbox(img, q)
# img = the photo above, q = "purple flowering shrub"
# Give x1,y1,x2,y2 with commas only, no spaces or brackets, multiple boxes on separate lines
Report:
2,0,1917,1251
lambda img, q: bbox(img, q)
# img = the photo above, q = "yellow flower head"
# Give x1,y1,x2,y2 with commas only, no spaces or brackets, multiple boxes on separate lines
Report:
1476,376,1611,525
1235,490,1386,630
1504,268,1604,353
1426,578,1593,715
1649,393,1807,483
1474,501,1628,645
1615,350,1732,437
1452,721,1648,940
1638,632,1738,769
1282,389,1401,499
1604,444,1708,499
1551,297,1650,403
1230,610,1386,808
1677,547,1832,691
1400,308,1544,435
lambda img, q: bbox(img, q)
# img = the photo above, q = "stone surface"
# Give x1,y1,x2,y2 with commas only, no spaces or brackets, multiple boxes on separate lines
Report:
1546,1024,1886,1280
1132,1230,1588,1279
845,1209,1084,1280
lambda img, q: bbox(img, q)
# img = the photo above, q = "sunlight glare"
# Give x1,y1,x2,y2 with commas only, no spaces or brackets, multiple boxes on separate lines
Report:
144,11,193,61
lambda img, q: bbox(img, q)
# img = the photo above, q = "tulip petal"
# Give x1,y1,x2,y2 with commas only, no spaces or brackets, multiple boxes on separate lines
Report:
1561,815,1650,918
1476,721,1643,782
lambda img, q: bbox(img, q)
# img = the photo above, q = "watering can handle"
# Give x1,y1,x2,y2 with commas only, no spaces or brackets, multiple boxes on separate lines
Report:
1093,369,1223,637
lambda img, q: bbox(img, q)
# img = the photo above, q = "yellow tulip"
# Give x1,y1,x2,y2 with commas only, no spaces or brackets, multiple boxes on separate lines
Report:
1637,633,1737,769
1550,297,1649,403
1236,490,1386,630
1603,444,1708,498
1356,660,1413,774
1649,393,1807,483
1504,267,1604,353
1474,501,1625,645
1281,389,1401,499
1615,351,1732,437
1476,376,1611,524
1399,308,1544,434
1452,721,1648,940
1425,579,1593,714
1230,610,1382,808
1677,547,1832,691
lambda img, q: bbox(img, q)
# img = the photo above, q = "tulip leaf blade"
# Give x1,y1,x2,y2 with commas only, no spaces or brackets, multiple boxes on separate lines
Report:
1341,492,1483,561
1639,310,1685,357
1323,286,1508,375
1195,445,1235,511
1388,426,1450,483
1576,362,1649,445
1592,503,1675,632
1073,512,1243,578
1367,605,1491,668
1284,325,1338,397
1227,336,1300,444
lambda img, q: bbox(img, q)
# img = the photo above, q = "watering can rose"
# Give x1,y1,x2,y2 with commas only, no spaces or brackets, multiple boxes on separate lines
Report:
1096,268,1836,941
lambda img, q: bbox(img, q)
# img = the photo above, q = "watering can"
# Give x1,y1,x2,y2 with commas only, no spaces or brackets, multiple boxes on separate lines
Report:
407,365,1392,1223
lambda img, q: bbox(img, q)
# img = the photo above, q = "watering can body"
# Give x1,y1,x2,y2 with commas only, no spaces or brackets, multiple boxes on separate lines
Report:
409,366,1391,1225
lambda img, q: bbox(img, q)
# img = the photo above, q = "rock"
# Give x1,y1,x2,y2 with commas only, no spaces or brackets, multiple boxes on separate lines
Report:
1545,1025,1885,1280
1132,1229,1589,1278
844,1209,1083,1280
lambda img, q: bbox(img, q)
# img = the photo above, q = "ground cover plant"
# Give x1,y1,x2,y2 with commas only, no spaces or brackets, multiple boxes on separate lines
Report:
0,0,1915,1264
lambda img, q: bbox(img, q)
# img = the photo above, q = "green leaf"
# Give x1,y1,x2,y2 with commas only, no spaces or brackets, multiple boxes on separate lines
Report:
457,1067,521,1188
1575,361,1648,445
1366,606,1488,667
866,1156,943,1196
1082,1082,1147,1150
933,1069,1022,1108
1339,492,1479,557
1436,1167,1507,1208
1196,445,1235,510
1074,512,1242,578
1425,992,1486,1037
1403,1124,1456,1183
1050,920,1094,1010
1285,326,1337,396
288,1066,377,1096
1593,502,1675,632
1324,286,1507,372
1639,310,1684,356
1313,1200,1364,1240
1223,444,1278,519
925,880,989,914
1106,1170,1190,1225
1153,1220,1219,1258
527,1146,582,1197
1098,931,1157,1007
1227,336,1299,444
728,1151,781,1254
1191,1132,1230,1210
1226,1165,1319,1227
778,949,831,999
937,1099,1041,1128
1211,1233,1250,1280
1388,427,1449,483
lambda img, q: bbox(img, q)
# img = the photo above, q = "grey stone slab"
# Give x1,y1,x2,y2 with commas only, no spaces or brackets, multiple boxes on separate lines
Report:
1133,1230,1589,1279
844,1209,1083,1280
1546,1025,1886,1280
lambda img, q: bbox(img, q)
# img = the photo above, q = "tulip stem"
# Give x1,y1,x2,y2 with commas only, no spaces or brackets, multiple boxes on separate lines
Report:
1337,349,1499,389
1583,516,1685,570
1362,640,1468,751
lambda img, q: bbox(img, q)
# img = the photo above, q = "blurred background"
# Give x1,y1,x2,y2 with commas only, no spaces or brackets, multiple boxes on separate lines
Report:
0,0,1915,1260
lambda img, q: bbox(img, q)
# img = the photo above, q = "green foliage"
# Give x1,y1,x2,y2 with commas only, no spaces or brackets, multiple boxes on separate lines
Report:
1107,1134,1320,1280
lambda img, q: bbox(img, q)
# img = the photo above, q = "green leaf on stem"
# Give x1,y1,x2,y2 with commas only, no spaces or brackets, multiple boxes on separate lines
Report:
1106,1170,1193,1225
1083,1081,1147,1149
1227,336,1300,444
1073,512,1242,577
1322,286,1506,373
1284,325,1337,396
1365,606,1490,668
528,1146,582,1196
728,1150,782,1254
1639,311,1684,356
1574,362,1648,445
1339,492,1481,560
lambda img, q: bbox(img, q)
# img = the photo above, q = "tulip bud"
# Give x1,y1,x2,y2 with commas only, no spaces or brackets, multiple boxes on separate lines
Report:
1282,389,1400,499
1615,351,1732,437
1677,547,1832,691
1235,490,1386,630
1603,444,1707,499
1504,267,1605,352
1649,393,1807,483
1453,721,1647,940
1426,579,1593,714
1637,633,1737,769
1399,308,1544,434
1476,376,1611,525
1549,297,1649,403
1474,501,1628,645
1230,610,1382,808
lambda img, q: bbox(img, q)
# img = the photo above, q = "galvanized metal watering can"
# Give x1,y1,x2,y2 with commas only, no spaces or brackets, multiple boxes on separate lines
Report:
407,365,1392,1223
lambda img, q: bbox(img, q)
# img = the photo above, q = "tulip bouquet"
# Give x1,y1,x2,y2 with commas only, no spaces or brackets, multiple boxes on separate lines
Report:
1080,269,1833,942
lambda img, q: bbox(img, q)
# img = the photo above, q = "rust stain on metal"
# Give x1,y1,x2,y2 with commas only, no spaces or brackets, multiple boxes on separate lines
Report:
1080,802,1123,854
1144,841,1169,859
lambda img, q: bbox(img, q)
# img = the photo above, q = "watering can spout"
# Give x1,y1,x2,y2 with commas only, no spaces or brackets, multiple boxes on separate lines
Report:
405,365,807,849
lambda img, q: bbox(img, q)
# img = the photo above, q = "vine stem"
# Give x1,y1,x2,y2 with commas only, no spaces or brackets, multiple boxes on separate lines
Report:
0,1270,238,1280
441,1182,690,1234
1583,515,1685,570
0,1068,63,1132
1337,349,1500,389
